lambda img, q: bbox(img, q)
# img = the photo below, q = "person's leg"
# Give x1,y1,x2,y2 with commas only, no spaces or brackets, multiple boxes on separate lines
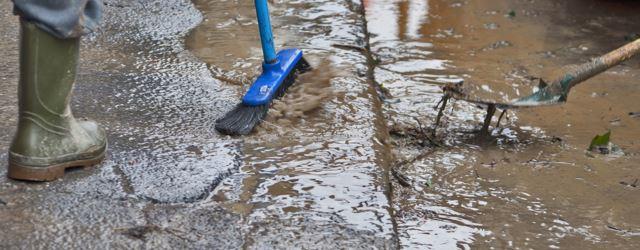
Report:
8,1,106,181
12,0,102,39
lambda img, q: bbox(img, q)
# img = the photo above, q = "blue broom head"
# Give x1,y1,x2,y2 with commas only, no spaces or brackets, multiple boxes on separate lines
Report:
242,48,304,106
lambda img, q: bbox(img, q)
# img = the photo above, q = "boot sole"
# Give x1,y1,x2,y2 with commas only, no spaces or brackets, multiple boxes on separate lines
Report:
7,151,106,182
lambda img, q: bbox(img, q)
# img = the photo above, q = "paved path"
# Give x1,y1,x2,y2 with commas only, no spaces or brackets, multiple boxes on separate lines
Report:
0,0,397,248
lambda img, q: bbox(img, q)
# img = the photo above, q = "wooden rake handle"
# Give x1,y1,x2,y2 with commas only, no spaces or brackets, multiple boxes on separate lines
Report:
553,39,640,94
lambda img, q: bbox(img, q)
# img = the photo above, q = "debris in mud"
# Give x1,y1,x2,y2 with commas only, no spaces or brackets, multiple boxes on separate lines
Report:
263,59,336,127
331,43,367,54
433,93,451,137
609,118,621,126
629,112,640,118
483,23,499,30
619,179,638,188
591,92,608,98
606,224,640,236
481,160,497,168
607,225,624,232
389,120,442,148
0,198,6,206
392,168,412,188
483,40,512,51
391,164,434,190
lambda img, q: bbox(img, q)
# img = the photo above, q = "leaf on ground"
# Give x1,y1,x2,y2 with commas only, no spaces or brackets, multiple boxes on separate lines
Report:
588,131,611,151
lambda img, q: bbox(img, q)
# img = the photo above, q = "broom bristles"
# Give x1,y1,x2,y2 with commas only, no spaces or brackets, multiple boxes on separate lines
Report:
215,58,311,135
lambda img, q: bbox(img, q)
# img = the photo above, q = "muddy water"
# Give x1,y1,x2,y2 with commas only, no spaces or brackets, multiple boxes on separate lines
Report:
0,0,636,247
186,0,397,247
366,0,640,248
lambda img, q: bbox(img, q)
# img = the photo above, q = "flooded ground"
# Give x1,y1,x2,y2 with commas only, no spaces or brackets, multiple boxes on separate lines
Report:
0,0,638,248
1,0,396,248
186,0,396,247
366,0,640,248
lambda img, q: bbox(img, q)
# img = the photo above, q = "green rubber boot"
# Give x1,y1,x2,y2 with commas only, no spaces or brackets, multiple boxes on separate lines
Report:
7,21,107,181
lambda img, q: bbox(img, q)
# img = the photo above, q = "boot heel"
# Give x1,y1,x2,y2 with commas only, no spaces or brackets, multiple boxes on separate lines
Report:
8,162,66,181
8,151,106,181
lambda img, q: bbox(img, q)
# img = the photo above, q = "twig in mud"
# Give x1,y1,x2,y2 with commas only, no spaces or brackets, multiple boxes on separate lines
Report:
391,120,444,189
607,225,624,232
414,117,427,135
413,117,444,147
605,224,640,236
394,149,437,170
524,159,575,167
331,43,367,53
434,95,445,110
620,179,639,188
391,168,412,187
391,149,438,188
433,93,450,137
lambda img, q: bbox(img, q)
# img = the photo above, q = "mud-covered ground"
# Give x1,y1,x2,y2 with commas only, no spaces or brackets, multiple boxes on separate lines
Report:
0,0,639,249
368,0,640,248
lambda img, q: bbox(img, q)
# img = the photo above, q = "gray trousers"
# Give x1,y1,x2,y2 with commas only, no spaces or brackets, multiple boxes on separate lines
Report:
13,0,103,39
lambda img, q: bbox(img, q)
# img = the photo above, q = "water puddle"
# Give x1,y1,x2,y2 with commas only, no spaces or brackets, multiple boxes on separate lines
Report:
187,0,396,246
365,0,640,248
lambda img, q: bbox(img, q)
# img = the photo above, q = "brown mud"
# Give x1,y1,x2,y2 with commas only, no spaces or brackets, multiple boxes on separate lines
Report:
264,59,338,130
365,0,640,248
0,0,638,248
187,0,397,247
188,0,640,248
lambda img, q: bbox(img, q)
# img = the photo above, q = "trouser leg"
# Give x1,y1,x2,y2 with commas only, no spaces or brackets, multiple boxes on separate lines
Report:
12,0,103,39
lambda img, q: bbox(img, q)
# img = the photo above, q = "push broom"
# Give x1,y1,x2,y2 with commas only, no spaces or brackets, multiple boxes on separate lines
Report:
215,0,311,135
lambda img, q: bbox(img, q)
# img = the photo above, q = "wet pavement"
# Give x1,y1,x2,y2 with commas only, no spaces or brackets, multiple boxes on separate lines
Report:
0,0,395,248
1,0,640,249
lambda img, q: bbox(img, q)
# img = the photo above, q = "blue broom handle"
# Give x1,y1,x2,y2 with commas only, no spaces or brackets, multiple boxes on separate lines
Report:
255,0,277,64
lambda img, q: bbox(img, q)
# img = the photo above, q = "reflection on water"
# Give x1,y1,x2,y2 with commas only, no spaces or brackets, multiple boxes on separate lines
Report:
191,0,397,246
366,1,490,248
366,0,640,249
186,0,640,248
365,0,429,41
